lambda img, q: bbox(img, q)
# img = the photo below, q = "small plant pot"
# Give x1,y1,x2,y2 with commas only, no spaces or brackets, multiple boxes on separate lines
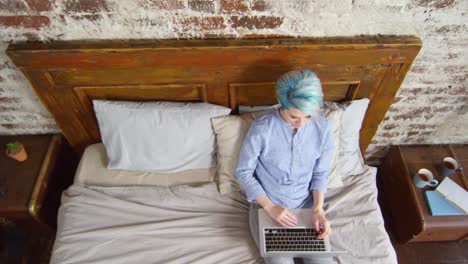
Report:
6,142,28,162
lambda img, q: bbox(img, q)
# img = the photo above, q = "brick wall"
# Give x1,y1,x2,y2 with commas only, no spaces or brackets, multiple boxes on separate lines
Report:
0,0,467,162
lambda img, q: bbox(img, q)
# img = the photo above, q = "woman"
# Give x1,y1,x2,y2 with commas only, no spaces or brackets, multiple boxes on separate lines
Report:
236,69,334,264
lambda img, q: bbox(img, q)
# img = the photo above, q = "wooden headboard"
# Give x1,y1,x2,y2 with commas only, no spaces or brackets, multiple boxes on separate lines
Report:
7,36,421,154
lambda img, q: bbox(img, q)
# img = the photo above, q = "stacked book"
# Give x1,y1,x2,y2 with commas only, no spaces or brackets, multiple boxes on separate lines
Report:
424,177,468,216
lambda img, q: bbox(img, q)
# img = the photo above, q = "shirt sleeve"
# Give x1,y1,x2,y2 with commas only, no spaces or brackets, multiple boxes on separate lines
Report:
235,120,266,202
309,121,334,193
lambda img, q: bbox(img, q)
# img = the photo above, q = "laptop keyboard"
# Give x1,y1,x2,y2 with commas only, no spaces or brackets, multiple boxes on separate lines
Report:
264,228,326,252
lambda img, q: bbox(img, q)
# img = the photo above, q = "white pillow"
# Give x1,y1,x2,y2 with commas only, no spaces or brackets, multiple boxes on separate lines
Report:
322,103,344,188
211,106,344,195
336,98,370,177
93,100,231,173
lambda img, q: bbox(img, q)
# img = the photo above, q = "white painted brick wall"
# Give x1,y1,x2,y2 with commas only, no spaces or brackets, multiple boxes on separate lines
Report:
0,0,466,162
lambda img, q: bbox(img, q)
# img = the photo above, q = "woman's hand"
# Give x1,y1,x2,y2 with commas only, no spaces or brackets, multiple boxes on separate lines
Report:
312,208,330,239
264,204,297,227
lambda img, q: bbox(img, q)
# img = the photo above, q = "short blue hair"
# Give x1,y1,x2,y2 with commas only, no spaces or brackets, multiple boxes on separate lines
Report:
276,69,323,117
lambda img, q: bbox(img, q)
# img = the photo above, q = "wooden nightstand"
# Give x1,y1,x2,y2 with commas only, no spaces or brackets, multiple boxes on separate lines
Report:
0,134,78,232
379,145,468,243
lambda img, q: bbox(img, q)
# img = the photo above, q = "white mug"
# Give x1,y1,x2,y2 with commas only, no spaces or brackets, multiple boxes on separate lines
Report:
438,157,459,177
413,168,438,188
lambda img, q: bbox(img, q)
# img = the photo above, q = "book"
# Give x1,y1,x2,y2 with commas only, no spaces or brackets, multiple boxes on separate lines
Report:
435,177,468,214
424,191,464,216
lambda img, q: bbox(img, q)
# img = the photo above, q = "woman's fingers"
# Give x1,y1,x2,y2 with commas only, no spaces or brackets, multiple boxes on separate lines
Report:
318,229,329,239
279,217,296,227
278,210,297,227
317,219,331,239
268,206,297,227
284,212,297,223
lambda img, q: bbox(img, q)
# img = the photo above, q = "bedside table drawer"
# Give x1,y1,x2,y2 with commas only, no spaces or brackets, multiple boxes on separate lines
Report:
0,135,78,230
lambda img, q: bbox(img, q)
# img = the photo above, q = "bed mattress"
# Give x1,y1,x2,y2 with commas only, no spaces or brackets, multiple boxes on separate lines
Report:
74,143,216,187
52,162,396,263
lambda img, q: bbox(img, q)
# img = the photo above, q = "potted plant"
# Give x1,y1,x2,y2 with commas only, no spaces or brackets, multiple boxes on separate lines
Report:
5,141,28,162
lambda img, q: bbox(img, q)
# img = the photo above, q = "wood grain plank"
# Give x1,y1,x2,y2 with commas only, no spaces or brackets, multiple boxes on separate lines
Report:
7,37,422,154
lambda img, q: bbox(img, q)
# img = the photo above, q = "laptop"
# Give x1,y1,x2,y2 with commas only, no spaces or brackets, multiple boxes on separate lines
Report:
258,208,347,258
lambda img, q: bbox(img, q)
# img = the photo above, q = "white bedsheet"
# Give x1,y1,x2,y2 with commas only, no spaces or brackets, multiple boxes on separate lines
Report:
51,183,261,264
326,166,397,264
51,166,396,264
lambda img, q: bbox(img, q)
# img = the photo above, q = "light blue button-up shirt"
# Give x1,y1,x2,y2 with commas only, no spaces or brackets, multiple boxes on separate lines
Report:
235,109,334,209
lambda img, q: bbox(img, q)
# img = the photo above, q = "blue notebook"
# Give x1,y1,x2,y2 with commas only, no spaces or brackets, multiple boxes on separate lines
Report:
424,191,464,216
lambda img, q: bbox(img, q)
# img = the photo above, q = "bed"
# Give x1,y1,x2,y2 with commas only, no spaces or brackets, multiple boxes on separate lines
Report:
7,36,422,263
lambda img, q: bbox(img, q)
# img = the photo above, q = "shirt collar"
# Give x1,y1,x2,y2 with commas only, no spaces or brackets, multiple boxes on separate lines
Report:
274,108,310,132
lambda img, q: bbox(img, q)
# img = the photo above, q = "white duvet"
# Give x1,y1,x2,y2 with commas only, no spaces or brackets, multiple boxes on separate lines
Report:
51,166,397,264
